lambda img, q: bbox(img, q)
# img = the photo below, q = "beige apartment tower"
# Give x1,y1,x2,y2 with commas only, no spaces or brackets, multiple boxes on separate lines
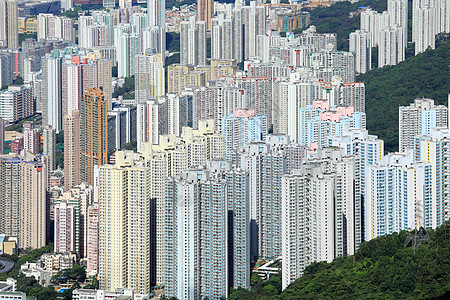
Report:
64,110,81,191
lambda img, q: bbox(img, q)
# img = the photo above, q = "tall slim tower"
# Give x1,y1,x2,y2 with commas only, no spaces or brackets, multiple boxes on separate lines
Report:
81,88,108,186
23,121,40,155
180,16,207,66
64,111,81,191
42,54,63,132
0,117,4,154
0,0,6,46
6,0,18,48
19,152,49,249
43,124,56,170
97,59,113,110
148,0,165,27
198,0,213,31
97,151,154,294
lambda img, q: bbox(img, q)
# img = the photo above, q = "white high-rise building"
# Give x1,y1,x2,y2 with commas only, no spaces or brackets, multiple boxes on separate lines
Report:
282,148,357,290
114,24,140,78
148,0,165,27
135,52,165,101
43,124,56,170
413,5,436,54
211,14,234,60
142,26,166,61
361,9,391,47
221,108,267,160
388,0,408,45
414,127,450,227
37,14,74,42
379,26,405,68
349,30,372,74
365,152,433,241
42,54,63,132
399,98,448,152
78,16,95,49
165,161,250,299
235,135,306,260
277,81,312,140
180,16,206,66
136,99,164,152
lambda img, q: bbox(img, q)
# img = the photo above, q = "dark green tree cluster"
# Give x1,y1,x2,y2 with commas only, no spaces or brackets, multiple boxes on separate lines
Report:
229,273,283,300
113,75,135,99
14,273,58,300
166,32,180,53
230,222,450,299
62,7,82,19
358,38,449,152
55,130,64,168
52,264,86,283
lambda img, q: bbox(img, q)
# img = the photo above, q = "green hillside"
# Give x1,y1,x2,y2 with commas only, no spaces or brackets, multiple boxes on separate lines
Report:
230,222,450,299
358,38,450,152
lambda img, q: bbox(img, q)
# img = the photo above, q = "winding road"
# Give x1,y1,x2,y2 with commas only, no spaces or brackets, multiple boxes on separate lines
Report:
0,257,14,273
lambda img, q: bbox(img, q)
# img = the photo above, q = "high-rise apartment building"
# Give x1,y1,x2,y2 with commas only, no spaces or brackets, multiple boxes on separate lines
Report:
4,0,18,48
135,52,165,101
0,117,4,154
64,111,81,191
54,202,75,253
414,127,450,227
54,183,93,257
221,108,267,160
0,85,34,123
413,5,436,54
165,161,249,299
198,0,213,30
97,151,154,294
114,24,140,78
97,59,113,110
296,100,366,149
211,14,234,60
86,204,99,275
37,14,74,43
0,152,49,249
365,152,432,240
388,0,408,45
148,0,165,27
23,121,40,155
360,8,391,47
136,99,167,152
399,98,448,152
42,53,63,132
81,88,108,186
180,16,207,66
234,135,306,260
282,148,358,290
379,26,405,67
349,30,372,74
43,124,56,170
62,56,98,116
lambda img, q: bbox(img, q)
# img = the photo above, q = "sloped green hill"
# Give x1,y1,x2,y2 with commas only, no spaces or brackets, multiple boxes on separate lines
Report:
230,222,450,299
358,38,449,152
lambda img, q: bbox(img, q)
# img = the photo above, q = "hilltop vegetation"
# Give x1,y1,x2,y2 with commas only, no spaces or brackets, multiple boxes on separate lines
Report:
358,38,450,152
230,222,450,299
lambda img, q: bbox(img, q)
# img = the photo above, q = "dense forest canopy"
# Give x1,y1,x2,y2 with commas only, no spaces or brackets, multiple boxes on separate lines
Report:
230,222,450,299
